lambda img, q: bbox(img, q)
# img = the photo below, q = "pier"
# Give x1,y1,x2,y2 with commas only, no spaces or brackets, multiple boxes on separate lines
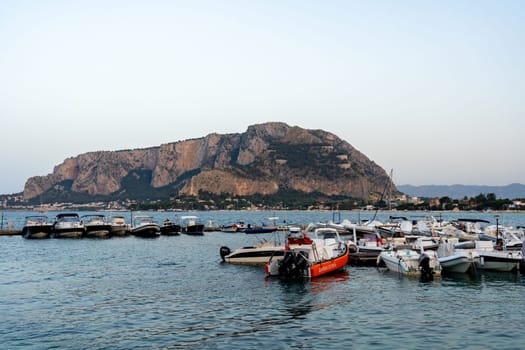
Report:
0,229,22,236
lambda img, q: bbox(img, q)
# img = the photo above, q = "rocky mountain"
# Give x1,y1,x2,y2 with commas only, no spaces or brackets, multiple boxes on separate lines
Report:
23,122,395,202
397,183,525,200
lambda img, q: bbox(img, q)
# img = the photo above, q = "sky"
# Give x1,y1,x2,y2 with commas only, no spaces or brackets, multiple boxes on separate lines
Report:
1,0,524,194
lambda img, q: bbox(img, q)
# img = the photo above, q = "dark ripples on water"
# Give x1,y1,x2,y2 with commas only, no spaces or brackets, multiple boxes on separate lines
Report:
1,211,525,349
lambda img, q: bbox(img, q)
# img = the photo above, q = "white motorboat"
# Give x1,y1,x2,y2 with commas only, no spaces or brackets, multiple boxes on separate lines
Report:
82,214,111,238
501,228,523,250
22,215,53,239
437,238,479,274
109,215,130,236
221,221,249,233
52,213,85,238
347,227,385,265
220,240,285,265
439,251,479,273
473,241,522,272
378,239,441,279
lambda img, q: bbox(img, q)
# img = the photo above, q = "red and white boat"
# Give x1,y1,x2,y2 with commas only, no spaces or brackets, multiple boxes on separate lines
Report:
265,227,349,278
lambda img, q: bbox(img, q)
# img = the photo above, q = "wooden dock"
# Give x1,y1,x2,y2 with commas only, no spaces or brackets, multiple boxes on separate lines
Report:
0,229,22,236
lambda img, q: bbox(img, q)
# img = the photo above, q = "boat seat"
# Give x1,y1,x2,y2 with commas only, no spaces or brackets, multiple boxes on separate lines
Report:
322,246,334,259
324,238,337,246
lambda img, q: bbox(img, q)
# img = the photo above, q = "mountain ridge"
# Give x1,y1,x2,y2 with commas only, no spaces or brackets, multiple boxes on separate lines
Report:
23,122,395,203
397,183,525,200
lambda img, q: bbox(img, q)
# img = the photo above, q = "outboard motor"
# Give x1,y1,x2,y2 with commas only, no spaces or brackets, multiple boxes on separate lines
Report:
278,251,296,277
219,246,231,262
278,251,307,279
294,252,308,272
419,253,434,282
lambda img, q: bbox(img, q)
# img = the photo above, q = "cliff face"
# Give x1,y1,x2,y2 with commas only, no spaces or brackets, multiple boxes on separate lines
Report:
23,122,394,200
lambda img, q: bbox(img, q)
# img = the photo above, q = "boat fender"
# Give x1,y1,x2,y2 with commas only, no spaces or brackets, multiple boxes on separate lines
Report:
219,246,231,261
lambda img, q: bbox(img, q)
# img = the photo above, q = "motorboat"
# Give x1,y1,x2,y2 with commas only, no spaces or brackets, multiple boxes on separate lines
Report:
347,227,385,265
266,227,348,279
180,216,204,235
160,218,181,236
311,220,350,235
22,215,53,239
82,214,111,238
244,226,277,234
438,251,479,274
501,228,523,250
377,238,442,279
451,218,490,241
377,216,414,237
437,238,479,274
52,213,85,238
220,240,285,265
109,215,130,236
473,240,522,272
131,215,161,238
347,219,384,237
404,235,440,251
221,221,248,233
245,216,280,234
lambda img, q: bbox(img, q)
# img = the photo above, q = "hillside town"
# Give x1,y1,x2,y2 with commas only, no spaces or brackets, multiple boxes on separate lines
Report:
1,191,524,212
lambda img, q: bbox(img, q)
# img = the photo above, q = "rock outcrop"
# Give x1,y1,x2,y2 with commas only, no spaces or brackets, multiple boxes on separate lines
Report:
23,122,394,201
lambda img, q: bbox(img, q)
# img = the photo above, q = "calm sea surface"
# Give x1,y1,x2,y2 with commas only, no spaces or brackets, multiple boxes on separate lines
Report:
1,210,525,349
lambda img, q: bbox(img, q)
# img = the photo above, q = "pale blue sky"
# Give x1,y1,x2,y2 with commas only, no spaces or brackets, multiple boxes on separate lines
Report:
1,0,524,194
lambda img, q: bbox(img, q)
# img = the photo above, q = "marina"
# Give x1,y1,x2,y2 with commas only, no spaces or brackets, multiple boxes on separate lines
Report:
1,210,525,349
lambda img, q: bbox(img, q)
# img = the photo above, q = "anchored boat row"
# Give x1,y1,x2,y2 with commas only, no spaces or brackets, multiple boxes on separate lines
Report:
21,213,206,239
22,213,129,239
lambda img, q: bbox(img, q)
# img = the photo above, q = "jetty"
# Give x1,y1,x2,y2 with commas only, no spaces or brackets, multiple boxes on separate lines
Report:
0,229,22,236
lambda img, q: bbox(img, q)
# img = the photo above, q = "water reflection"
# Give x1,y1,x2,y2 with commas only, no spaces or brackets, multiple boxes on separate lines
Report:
441,270,523,291
265,270,351,320
310,270,350,293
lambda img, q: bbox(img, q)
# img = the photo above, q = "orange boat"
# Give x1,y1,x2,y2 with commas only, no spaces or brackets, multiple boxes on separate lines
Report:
266,227,349,278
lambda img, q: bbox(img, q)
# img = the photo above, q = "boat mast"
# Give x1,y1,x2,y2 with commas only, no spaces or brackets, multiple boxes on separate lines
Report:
388,169,393,211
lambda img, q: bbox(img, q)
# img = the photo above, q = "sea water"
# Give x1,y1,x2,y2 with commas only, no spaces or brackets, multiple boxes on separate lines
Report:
1,211,524,349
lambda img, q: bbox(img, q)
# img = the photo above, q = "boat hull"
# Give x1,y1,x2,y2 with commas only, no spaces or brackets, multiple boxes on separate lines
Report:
348,246,383,265
84,225,112,238
131,224,161,238
266,249,349,278
309,251,349,277
182,224,204,235
110,225,129,236
475,252,522,272
439,253,476,274
244,227,277,234
22,225,53,239
379,250,442,277
160,224,181,236
223,247,285,265
52,228,84,239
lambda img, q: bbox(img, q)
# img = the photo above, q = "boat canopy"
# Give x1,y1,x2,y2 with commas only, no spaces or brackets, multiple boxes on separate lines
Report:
457,218,490,223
